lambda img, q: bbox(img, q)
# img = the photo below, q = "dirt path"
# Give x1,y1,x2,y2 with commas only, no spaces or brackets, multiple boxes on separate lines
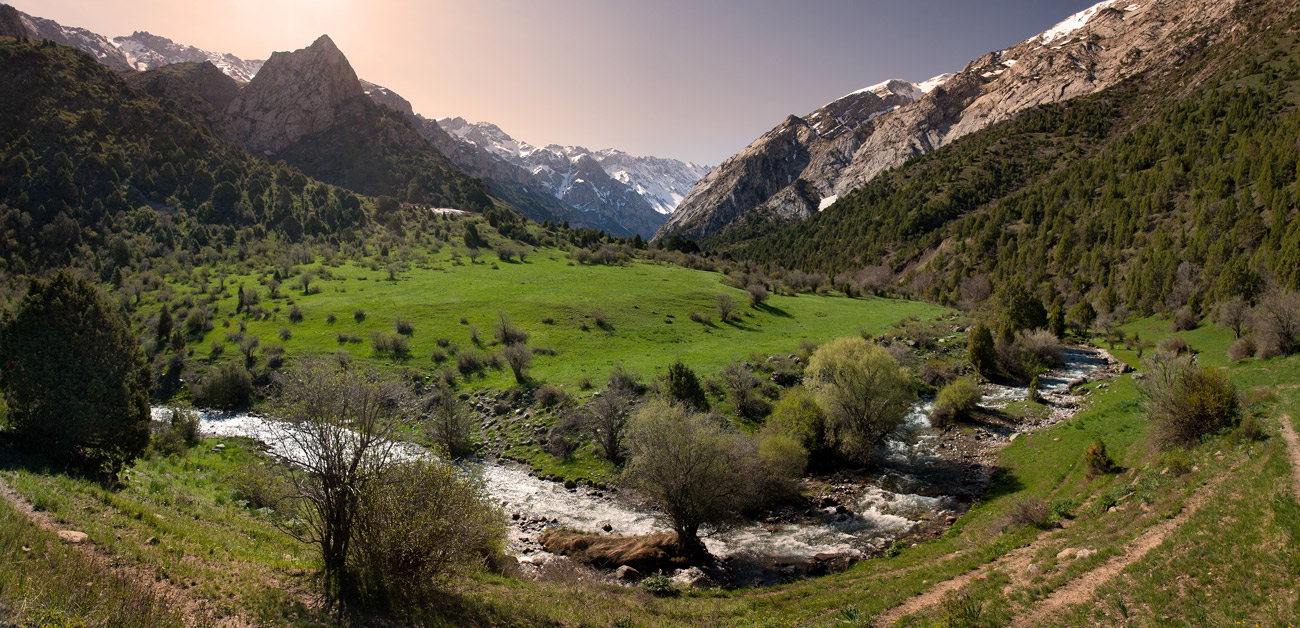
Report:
872,536,1049,626
0,475,251,628
1005,410,1297,625
875,469,1226,627
1007,473,1226,628
1277,415,1300,502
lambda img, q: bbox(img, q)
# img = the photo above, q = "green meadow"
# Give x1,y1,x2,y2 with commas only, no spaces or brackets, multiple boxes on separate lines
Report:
154,246,947,390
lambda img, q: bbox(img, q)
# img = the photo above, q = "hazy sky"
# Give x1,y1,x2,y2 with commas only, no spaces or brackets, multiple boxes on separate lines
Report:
15,0,1101,164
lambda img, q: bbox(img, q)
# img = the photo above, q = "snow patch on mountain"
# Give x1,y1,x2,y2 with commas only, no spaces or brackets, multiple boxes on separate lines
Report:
594,150,712,215
17,11,132,71
844,73,954,103
916,73,955,93
1038,0,1119,44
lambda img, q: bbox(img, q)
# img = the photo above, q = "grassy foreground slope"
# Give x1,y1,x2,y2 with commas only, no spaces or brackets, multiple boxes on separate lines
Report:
151,245,945,390
3,320,1296,627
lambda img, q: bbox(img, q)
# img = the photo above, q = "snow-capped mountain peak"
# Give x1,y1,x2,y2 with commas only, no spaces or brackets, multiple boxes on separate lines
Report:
1035,0,1142,45
436,118,710,216
112,31,264,82
916,73,956,94
16,10,133,71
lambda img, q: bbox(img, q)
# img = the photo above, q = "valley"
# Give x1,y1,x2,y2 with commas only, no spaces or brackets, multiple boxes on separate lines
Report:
0,0,1298,625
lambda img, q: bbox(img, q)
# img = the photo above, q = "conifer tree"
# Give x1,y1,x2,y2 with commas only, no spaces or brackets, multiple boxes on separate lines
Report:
0,271,151,477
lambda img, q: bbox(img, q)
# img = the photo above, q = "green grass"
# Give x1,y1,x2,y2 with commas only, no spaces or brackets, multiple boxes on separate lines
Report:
5,319,1299,627
143,247,946,391
0,493,187,628
1,439,325,626
891,323,1300,627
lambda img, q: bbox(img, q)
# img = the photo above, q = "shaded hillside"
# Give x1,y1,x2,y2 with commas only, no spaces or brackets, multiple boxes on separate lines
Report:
275,95,496,213
125,61,241,130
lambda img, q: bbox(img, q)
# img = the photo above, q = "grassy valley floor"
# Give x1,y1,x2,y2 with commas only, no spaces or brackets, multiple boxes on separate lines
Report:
149,246,945,390
0,319,1296,626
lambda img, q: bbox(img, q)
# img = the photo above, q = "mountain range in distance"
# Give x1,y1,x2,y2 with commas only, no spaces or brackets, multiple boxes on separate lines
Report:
8,6,708,238
6,0,1253,247
658,0,1242,244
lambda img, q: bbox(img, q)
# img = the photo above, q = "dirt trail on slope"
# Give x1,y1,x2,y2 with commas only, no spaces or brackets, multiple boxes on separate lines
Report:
872,537,1048,626
0,475,251,628
1278,415,1300,502
1007,472,1228,627
1007,411,1298,625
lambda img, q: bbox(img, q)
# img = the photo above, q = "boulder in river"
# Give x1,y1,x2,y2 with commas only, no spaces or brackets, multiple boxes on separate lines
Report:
540,529,684,573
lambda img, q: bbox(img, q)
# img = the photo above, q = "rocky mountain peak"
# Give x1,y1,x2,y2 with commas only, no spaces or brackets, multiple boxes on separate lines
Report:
221,34,365,153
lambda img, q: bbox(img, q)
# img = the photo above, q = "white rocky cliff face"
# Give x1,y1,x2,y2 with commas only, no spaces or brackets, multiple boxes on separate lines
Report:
659,0,1244,242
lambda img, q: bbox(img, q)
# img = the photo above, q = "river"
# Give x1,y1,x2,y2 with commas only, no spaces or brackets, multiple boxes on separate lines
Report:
153,346,1112,574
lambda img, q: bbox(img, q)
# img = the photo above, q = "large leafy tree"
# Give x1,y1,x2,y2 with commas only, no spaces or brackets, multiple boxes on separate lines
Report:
805,337,915,461
624,399,754,557
0,271,151,476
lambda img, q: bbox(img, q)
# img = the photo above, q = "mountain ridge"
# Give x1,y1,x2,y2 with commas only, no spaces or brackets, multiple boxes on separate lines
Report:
113,30,264,82
658,0,1243,243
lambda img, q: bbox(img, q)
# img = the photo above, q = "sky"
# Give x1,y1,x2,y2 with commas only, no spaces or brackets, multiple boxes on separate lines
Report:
13,0,1103,165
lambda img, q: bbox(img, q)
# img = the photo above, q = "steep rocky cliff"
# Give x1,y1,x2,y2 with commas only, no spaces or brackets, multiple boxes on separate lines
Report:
660,0,1243,243
0,4,26,39
220,35,363,154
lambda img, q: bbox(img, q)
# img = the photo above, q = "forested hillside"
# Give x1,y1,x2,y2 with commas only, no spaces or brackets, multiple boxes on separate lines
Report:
0,39,518,277
721,2,1300,316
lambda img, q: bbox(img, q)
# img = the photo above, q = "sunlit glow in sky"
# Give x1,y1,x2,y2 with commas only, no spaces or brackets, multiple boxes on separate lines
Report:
14,0,1102,164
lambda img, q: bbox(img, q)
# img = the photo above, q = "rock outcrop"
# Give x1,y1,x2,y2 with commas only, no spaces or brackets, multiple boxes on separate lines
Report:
126,61,241,129
221,35,364,154
659,0,1243,242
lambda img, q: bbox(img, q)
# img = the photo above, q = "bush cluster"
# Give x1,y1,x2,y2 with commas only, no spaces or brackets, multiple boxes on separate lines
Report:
1141,356,1240,450
931,378,982,428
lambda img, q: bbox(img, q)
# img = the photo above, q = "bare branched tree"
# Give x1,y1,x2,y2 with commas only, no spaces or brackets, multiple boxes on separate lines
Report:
270,359,411,601
1215,296,1248,339
582,390,630,463
423,379,477,458
1251,289,1300,357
